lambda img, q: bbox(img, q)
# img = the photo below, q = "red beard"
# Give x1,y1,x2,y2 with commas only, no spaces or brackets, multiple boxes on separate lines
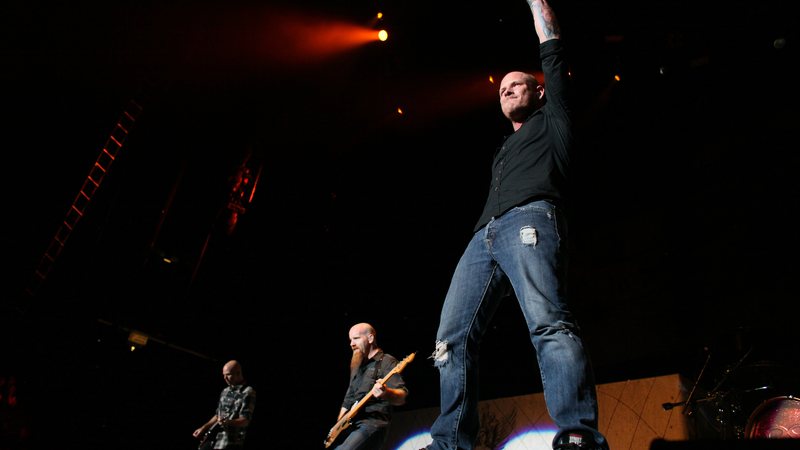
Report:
349,349,365,377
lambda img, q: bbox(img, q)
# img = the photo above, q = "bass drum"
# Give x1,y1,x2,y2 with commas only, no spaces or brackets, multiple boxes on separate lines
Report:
745,396,800,439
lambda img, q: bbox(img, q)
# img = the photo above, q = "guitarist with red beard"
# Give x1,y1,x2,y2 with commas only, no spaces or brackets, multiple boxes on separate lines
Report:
193,360,256,450
329,322,409,450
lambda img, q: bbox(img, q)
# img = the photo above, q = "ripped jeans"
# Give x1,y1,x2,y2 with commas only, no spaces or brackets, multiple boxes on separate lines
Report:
427,200,608,450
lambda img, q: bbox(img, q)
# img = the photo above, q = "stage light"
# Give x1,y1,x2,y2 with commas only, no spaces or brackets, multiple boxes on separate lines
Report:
502,428,557,450
396,431,432,450
393,428,557,449
128,330,148,351
369,10,385,28
378,29,388,41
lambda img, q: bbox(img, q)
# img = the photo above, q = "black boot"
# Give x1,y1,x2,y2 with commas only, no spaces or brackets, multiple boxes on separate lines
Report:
554,431,594,450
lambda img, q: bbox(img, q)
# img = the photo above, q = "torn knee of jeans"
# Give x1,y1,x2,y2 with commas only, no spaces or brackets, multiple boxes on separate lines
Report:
541,323,577,338
431,340,449,367
554,324,578,340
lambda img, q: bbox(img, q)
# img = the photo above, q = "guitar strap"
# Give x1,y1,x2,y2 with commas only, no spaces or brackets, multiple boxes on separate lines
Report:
374,355,384,383
349,355,385,411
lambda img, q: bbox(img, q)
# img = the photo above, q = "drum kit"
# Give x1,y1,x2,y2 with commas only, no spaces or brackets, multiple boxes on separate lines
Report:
745,395,800,439
669,341,800,441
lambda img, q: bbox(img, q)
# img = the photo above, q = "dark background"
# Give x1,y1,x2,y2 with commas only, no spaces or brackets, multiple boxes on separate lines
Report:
2,0,798,449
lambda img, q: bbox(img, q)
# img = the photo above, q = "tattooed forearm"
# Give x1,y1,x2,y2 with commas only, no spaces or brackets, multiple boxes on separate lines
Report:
527,0,561,41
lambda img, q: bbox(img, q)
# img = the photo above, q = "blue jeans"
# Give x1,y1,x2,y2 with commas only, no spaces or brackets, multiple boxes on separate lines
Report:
333,420,388,450
427,200,609,450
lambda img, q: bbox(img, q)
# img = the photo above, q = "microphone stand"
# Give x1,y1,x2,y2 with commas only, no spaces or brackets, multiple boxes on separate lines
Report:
662,348,712,415
662,345,754,416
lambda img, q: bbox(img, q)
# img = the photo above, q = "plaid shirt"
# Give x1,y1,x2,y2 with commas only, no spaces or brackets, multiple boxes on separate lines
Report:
212,384,256,449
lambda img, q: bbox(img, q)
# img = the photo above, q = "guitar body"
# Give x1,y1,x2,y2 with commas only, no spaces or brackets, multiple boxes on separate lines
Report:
198,437,216,450
198,422,222,450
323,414,352,448
323,352,415,448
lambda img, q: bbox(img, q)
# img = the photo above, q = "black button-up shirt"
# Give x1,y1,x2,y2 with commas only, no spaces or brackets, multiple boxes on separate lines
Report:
474,39,572,232
341,350,407,424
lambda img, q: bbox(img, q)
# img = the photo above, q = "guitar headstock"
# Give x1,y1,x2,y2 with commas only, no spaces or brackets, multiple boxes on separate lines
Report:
395,352,416,371
377,352,416,384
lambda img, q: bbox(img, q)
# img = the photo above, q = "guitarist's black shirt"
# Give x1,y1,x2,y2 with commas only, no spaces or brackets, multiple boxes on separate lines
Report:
341,351,407,424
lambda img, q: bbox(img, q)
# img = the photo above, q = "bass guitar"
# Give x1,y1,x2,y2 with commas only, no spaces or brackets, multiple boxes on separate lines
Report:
198,421,223,450
323,352,415,448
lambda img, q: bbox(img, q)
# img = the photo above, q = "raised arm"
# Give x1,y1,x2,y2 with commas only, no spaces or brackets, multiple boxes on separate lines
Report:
527,0,561,43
